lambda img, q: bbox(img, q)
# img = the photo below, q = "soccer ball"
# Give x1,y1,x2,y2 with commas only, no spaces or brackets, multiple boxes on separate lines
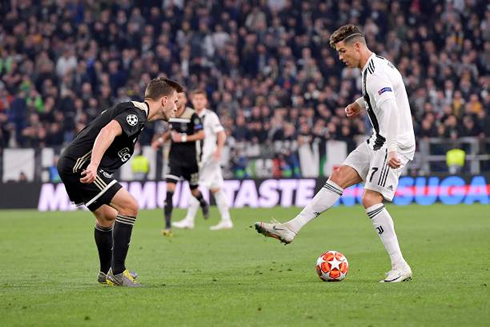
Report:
316,250,349,282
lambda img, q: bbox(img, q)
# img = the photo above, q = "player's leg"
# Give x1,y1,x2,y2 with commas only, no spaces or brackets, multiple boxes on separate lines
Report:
92,205,117,282
187,164,209,219
209,186,233,230
255,142,370,244
363,150,412,282
163,181,177,234
205,163,232,230
104,187,141,286
282,165,362,234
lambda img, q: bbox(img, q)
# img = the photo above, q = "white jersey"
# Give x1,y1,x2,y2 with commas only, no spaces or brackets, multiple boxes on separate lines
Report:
197,109,225,163
362,53,415,159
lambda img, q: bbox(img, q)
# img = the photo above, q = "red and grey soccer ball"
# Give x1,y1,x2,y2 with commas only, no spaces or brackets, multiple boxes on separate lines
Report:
316,250,349,282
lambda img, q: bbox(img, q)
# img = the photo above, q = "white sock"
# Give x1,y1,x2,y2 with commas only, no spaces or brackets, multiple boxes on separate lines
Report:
185,197,200,223
284,180,343,234
366,204,406,269
214,190,231,222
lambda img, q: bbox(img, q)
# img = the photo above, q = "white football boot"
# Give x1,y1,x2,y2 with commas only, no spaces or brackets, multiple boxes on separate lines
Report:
172,219,194,229
210,220,233,231
380,263,412,283
254,219,296,244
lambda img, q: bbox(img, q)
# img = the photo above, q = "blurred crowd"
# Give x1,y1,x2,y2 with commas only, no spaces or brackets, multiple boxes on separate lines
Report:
0,0,489,152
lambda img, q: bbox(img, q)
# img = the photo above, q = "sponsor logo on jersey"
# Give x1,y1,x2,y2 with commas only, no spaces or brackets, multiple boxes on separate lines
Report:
126,114,138,126
378,87,392,95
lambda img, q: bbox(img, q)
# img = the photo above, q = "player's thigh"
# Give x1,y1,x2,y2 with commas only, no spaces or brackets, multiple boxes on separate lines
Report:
109,188,139,217
335,142,371,186
165,162,182,185
364,150,410,201
182,163,200,190
199,161,223,190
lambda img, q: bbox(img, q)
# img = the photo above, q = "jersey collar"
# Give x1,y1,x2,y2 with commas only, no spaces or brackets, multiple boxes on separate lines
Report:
144,101,150,118
361,53,376,74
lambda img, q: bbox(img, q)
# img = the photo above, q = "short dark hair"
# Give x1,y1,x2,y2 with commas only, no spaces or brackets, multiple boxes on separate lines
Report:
144,77,184,100
329,24,365,48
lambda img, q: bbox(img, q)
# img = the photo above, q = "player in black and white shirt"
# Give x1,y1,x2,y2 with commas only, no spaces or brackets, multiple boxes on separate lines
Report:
255,25,414,283
58,77,183,287
152,92,208,236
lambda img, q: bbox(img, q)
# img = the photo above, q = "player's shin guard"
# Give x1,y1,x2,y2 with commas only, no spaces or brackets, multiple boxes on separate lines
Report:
112,215,136,275
94,224,113,274
214,190,231,222
366,204,405,268
184,197,200,223
284,179,343,234
164,191,174,229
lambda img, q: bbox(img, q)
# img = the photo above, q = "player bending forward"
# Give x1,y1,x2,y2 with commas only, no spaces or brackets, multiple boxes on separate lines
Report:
58,77,182,287
255,25,415,283
173,89,233,230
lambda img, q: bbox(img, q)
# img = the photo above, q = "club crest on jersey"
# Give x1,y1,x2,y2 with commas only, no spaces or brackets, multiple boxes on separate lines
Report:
378,87,392,95
126,114,138,126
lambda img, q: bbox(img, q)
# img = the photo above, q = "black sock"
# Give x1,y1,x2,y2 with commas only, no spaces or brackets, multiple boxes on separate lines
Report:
164,191,174,229
94,224,113,274
112,215,136,275
194,191,208,208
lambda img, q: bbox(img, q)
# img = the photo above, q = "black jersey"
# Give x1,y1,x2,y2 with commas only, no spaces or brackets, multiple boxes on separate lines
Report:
168,107,203,165
60,101,149,173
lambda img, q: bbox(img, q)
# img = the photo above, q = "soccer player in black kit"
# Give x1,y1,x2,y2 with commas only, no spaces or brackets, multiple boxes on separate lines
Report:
152,92,209,236
57,77,183,287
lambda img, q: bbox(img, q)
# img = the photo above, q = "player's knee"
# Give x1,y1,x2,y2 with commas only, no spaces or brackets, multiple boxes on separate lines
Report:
119,199,139,217
329,168,344,186
361,191,383,209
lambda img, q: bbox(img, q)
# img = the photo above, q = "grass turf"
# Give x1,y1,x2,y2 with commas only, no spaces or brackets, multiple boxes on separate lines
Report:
0,204,489,326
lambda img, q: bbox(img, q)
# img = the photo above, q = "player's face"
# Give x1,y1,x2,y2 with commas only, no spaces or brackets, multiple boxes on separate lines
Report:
176,92,187,110
335,41,361,68
161,90,178,121
191,94,207,111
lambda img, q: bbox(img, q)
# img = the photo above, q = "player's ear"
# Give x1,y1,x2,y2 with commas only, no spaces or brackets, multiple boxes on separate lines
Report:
160,95,168,107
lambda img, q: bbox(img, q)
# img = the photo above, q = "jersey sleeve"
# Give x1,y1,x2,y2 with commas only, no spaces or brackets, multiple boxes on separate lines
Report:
113,106,146,138
367,71,396,108
191,113,204,133
209,112,224,134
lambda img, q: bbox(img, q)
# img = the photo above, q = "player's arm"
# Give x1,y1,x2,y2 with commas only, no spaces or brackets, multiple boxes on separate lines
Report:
80,120,122,183
151,131,171,149
367,73,400,168
171,129,205,142
214,130,227,161
345,97,365,118
380,99,401,169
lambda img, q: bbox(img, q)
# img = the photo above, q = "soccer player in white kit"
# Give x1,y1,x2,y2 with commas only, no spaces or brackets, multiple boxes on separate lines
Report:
173,89,233,230
255,24,414,283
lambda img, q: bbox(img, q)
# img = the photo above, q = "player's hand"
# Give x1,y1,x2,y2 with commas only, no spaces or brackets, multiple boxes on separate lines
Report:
80,163,98,184
171,131,182,142
151,138,162,149
387,151,402,169
345,102,361,119
213,149,222,162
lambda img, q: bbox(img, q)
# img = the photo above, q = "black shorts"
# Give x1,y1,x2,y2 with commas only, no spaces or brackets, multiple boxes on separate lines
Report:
57,156,122,212
165,160,199,189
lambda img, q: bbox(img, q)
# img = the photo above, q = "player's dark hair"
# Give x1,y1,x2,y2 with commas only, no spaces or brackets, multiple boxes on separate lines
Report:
145,77,184,100
190,89,207,97
329,25,365,48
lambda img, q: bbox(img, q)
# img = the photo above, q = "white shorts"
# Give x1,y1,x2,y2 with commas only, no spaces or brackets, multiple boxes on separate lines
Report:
343,141,411,201
199,160,224,190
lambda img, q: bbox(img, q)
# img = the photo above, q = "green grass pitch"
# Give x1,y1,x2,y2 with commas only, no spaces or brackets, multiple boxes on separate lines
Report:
1,204,489,326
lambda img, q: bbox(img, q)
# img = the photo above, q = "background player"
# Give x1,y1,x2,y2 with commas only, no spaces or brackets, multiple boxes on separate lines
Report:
152,92,208,236
57,77,182,287
255,25,415,283
173,89,232,230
